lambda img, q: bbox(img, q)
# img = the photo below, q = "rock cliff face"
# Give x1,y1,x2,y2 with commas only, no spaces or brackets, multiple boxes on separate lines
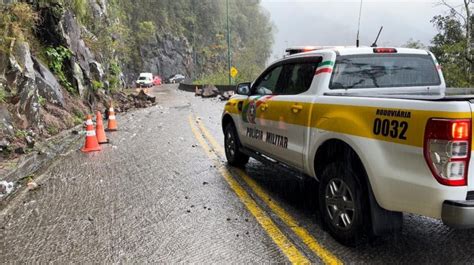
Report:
0,0,117,156
0,0,197,157
136,33,193,84
1,0,271,157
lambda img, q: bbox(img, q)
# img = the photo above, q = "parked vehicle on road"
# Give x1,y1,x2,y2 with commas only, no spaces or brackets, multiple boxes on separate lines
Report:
153,75,162,86
168,74,185,84
221,46,474,246
136,73,153,88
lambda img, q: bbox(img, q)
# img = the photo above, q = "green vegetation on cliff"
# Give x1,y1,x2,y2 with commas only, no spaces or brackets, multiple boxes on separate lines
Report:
86,0,274,84
0,3,38,52
0,0,274,151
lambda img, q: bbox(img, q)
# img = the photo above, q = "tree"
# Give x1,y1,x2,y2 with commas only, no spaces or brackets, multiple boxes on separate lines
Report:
438,0,471,64
430,0,473,87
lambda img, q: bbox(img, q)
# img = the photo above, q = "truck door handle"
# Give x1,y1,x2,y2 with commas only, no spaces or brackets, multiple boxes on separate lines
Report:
260,103,268,112
291,104,303,113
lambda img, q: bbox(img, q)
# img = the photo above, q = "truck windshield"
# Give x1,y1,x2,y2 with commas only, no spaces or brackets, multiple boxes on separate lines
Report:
329,54,441,89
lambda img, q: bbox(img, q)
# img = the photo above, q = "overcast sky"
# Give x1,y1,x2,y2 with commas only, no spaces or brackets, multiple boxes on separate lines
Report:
260,0,460,60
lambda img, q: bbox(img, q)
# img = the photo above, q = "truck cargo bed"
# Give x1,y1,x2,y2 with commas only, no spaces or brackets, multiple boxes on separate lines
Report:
324,87,474,101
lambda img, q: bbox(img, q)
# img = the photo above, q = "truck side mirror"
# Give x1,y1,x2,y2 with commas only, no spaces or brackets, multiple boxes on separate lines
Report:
236,82,251,96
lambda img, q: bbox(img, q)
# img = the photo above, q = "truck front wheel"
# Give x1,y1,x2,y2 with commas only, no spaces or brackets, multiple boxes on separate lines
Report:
224,123,249,167
319,162,370,246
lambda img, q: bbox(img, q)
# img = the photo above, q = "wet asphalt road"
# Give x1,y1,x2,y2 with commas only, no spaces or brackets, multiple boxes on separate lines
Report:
1,84,474,263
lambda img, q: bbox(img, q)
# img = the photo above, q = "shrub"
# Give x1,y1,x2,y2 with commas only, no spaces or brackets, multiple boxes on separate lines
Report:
107,61,121,91
0,88,6,103
91,80,103,91
72,115,83,126
0,3,39,53
137,21,156,42
45,46,74,93
46,125,59,135
72,0,88,23
38,95,46,106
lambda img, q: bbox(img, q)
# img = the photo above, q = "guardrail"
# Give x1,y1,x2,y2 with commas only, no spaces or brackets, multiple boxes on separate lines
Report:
178,83,235,93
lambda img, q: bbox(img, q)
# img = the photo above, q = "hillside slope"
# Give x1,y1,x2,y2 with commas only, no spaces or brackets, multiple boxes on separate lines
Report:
0,0,273,157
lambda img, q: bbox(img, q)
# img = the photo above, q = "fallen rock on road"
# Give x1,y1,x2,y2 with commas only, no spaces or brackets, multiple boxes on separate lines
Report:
220,91,234,101
111,90,157,112
202,85,220,98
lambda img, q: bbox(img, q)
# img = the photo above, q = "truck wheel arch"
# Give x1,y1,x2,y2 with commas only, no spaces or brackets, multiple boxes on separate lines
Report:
314,139,367,184
222,114,234,134
314,139,403,237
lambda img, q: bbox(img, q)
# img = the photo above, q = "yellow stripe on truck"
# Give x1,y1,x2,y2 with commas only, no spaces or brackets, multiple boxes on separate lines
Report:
311,103,470,148
225,99,472,148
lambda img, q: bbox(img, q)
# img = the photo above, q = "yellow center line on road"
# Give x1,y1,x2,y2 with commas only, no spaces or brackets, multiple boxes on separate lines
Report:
188,115,310,265
194,117,343,265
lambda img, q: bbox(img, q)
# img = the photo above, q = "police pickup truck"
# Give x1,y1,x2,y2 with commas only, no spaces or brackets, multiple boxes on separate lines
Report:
221,46,474,246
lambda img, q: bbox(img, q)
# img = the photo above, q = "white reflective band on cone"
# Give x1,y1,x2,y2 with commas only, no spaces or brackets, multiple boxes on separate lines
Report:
86,130,96,137
86,120,93,125
109,107,114,112
109,115,116,120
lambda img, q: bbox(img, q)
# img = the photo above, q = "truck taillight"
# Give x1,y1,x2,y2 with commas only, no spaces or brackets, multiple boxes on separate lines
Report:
424,119,471,186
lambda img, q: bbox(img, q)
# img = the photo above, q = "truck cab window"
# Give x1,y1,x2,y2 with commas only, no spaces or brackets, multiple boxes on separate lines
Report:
254,66,283,95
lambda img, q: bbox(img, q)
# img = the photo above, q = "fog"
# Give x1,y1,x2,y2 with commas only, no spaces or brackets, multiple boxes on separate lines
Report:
261,0,457,60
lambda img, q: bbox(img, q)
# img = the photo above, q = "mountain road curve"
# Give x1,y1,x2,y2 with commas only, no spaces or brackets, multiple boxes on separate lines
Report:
1,84,473,264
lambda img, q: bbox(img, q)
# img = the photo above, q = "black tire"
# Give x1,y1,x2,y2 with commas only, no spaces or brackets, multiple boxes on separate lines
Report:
318,162,370,247
224,123,249,167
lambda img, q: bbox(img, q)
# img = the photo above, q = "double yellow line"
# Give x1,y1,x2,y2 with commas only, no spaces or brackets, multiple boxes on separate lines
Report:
188,115,342,265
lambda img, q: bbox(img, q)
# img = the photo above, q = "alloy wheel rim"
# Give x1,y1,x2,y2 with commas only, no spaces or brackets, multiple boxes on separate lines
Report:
325,178,355,230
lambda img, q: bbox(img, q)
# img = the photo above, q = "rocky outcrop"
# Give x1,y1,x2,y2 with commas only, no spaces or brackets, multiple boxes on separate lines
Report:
0,105,14,137
0,0,194,157
89,0,107,20
33,57,65,107
138,33,193,83
89,61,104,82
72,62,87,96
9,41,41,128
35,0,64,47
35,5,101,95
61,11,95,83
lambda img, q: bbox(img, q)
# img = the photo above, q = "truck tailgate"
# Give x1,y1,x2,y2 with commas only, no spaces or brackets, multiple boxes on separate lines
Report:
470,103,474,192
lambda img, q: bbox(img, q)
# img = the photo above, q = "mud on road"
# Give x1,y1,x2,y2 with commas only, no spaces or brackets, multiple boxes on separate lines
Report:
1,84,473,263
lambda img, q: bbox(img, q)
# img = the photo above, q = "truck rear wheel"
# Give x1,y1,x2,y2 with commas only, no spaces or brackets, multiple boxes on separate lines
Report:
319,162,370,246
224,123,249,167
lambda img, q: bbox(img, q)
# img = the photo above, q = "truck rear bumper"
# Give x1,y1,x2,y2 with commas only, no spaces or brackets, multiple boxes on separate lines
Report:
442,200,474,229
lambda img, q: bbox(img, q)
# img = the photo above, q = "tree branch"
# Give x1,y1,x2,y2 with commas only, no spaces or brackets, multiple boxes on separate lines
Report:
439,0,468,24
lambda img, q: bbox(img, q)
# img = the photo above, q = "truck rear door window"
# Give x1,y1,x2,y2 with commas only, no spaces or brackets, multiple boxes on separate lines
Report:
329,54,441,89
274,62,319,95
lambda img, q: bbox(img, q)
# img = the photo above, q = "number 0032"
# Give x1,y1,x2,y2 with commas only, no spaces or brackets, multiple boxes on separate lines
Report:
373,118,408,140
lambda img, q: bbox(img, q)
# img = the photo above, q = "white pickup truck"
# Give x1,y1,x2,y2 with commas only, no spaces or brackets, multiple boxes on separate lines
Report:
221,46,474,246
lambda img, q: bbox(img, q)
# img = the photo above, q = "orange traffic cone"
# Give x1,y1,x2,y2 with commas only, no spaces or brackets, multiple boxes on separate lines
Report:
95,111,109,144
81,115,101,153
106,102,118,131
